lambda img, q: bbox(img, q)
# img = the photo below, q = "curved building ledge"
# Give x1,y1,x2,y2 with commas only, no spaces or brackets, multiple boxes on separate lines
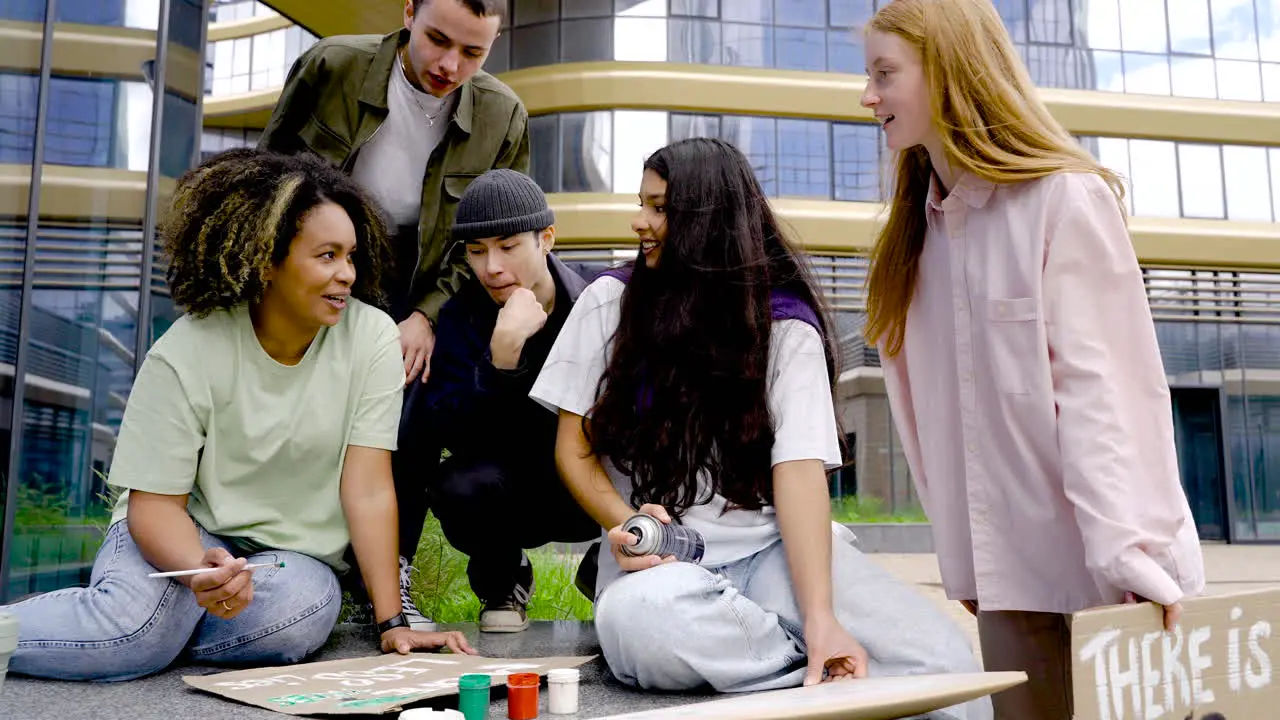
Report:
0,20,202,100
202,61,1280,148
502,62,1280,148
208,13,292,43
546,193,1280,270
0,164,174,223
6,171,1274,270
203,87,281,128
258,0,396,39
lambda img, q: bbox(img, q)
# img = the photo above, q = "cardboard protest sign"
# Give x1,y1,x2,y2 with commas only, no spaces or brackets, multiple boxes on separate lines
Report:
593,671,1028,720
183,653,595,715
1072,588,1278,720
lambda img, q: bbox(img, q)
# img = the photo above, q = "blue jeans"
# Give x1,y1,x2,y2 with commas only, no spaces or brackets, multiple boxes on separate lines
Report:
3,520,342,682
593,533,992,720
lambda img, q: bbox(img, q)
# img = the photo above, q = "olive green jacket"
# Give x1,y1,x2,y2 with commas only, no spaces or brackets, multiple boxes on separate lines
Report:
259,29,531,321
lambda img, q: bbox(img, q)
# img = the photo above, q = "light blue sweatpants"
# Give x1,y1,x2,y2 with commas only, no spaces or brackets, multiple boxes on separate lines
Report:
593,531,992,720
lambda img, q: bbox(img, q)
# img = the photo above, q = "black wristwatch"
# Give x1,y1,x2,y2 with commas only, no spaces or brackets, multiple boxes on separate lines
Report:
377,612,409,635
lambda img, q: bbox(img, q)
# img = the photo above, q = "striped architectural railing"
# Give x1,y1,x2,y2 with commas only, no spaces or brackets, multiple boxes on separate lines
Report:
0,225,146,291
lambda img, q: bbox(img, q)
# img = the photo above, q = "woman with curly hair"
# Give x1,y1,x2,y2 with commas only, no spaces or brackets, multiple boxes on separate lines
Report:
2,148,474,682
529,138,987,720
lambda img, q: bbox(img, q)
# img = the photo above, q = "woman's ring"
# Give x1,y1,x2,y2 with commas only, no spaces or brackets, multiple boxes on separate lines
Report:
221,599,233,612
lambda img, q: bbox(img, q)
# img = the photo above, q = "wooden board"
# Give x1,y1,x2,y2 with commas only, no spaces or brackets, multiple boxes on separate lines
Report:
1071,588,1279,720
183,654,597,715
592,671,1027,720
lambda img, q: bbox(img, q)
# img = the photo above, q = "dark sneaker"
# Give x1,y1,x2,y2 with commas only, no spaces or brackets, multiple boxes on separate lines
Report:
574,541,600,599
399,556,435,631
479,557,533,633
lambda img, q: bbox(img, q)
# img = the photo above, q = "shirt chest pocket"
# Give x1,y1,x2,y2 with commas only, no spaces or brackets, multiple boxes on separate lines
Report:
436,172,481,235
298,115,352,165
443,173,480,202
985,297,1040,395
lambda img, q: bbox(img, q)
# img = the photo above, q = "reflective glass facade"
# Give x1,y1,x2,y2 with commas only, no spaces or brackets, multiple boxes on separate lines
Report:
0,0,204,602
489,0,1280,101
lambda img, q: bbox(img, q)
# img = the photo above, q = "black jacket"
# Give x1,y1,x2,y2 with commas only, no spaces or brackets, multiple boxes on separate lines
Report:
399,255,588,467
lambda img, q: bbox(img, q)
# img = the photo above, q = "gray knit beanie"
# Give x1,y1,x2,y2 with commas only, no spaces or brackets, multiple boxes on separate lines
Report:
451,169,555,241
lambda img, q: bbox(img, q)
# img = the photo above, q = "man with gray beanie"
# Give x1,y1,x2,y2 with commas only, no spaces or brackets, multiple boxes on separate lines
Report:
397,169,598,633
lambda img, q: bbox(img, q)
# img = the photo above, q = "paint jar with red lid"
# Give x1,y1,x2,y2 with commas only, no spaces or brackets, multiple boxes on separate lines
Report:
505,673,540,720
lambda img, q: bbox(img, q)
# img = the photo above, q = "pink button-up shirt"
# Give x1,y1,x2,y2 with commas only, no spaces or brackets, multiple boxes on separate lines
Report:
880,170,1206,615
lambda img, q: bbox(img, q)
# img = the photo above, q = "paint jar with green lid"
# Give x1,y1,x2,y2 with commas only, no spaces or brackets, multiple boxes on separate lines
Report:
457,673,491,720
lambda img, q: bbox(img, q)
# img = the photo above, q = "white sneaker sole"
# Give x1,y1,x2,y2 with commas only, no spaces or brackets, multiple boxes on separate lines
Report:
406,616,436,632
479,617,530,633
479,622,530,633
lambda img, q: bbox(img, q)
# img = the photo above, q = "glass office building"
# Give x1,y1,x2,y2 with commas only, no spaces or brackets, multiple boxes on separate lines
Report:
0,0,205,602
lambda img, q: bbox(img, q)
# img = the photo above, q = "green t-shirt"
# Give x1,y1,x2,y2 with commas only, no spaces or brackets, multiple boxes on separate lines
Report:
108,299,404,571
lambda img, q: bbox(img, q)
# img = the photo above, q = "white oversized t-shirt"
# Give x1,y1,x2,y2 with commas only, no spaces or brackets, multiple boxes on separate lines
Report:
108,300,405,572
528,275,842,595
350,54,454,228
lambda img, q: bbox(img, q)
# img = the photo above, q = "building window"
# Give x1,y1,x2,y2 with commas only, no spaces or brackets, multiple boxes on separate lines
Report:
832,122,882,202
777,119,830,198
0,74,159,170
207,24,317,97
560,111,613,192
721,115,778,195
200,127,262,161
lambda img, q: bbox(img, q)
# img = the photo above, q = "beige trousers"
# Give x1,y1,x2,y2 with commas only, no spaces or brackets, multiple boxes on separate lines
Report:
976,609,1074,720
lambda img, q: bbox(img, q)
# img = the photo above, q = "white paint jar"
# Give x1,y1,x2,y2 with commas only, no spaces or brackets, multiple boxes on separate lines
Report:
399,709,464,719
547,668,580,715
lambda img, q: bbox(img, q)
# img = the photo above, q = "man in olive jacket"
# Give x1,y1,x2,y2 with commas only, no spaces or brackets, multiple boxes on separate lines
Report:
259,0,528,632
260,0,528,386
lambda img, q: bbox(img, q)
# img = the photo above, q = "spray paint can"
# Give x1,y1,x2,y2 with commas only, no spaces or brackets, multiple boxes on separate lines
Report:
619,513,705,564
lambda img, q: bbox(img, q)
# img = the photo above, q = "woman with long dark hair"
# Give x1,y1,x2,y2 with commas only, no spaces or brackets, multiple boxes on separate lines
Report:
530,138,987,718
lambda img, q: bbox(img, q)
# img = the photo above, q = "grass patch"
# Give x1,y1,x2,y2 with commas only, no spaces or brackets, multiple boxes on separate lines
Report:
342,512,595,624
409,512,594,623
831,495,928,524
344,497,925,625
